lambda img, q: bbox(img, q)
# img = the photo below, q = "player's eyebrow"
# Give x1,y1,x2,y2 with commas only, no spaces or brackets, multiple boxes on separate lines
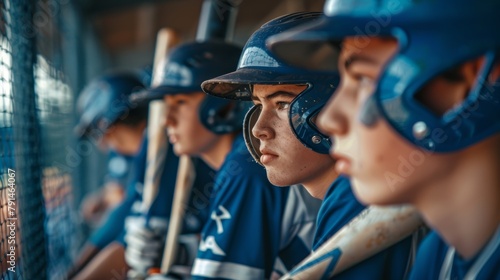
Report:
343,54,379,72
251,90,297,102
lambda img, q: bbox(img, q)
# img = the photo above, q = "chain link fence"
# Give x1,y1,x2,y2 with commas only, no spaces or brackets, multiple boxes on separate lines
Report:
0,1,100,279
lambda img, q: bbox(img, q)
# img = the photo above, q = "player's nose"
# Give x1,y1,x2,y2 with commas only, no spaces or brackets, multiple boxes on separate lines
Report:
251,108,274,140
163,106,176,128
317,91,348,138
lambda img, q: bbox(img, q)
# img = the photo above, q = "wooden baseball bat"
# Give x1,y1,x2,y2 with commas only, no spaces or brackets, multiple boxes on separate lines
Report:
141,28,180,211
141,27,197,276
146,28,198,275
154,0,237,274
160,155,196,274
280,205,423,280
154,0,240,275
127,29,180,280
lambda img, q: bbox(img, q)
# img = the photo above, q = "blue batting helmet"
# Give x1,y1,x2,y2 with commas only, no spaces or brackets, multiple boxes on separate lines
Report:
132,41,249,135
202,12,339,164
75,71,148,137
268,0,500,153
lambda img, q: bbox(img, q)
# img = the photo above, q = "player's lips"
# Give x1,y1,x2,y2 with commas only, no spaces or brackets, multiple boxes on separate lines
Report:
259,148,278,165
168,134,178,144
331,151,352,175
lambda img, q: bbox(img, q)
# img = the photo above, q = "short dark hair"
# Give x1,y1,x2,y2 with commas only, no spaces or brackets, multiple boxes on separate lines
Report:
114,103,149,127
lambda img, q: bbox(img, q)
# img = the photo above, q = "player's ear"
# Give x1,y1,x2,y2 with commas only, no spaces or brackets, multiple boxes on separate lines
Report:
415,57,485,117
489,61,500,83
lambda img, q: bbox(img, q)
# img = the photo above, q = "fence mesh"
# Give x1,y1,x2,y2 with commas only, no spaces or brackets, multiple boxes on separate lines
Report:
1,0,83,279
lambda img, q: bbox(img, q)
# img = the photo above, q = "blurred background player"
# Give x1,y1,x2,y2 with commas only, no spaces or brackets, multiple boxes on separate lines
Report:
203,12,415,279
269,0,500,279
134,40,320,280
70,71,149,276
77,69,154,225
75,70,150,226
69,71,215,280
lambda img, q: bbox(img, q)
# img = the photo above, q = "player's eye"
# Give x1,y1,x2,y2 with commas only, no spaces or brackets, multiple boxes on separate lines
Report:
175,98,187,105
276,101,290,111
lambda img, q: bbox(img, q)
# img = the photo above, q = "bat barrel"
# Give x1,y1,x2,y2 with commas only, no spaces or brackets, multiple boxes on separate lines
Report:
281,206,423,280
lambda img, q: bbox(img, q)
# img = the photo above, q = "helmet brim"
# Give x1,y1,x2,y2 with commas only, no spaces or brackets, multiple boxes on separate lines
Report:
202,67,307,101
73,119,109,139
129,85,202,104
267,15,392,71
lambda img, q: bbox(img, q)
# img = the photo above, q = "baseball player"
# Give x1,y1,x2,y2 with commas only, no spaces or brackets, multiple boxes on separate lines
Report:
135,40,321,279
202,12,414,279
70,72,216,279
269,1,500,279
75,71,150,227
70,71,150,277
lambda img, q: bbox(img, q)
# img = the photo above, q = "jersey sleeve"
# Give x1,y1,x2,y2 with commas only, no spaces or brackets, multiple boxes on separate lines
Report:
191,137,290,280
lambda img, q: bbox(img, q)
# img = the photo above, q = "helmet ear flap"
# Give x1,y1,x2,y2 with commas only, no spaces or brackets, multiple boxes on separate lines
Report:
243,105,263,165
199,95,251,134
289,84,334,154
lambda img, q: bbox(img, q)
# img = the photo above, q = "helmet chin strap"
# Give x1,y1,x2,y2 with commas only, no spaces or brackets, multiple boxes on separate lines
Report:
358,93,382,127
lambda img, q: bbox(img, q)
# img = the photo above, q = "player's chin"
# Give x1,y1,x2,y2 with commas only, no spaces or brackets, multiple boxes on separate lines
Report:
350,177,401,206
266,171,297,187
115,147,135,156
172,144,191,157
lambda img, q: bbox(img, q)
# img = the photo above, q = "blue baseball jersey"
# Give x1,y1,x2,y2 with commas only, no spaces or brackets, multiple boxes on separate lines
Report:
89,137,150,249
409,228,500,280
104,151,135,188
192,134,321,279
313,176,414,280
90,136,215,248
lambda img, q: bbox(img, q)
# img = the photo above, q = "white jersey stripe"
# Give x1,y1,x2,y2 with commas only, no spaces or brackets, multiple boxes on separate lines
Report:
192,259,264,279
279,185,321,250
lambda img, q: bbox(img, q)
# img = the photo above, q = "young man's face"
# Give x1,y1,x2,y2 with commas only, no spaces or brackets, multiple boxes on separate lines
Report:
317,37,426,205
163,92,219,156
101,123,143,155
251,84,336,188
317,37,466,205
